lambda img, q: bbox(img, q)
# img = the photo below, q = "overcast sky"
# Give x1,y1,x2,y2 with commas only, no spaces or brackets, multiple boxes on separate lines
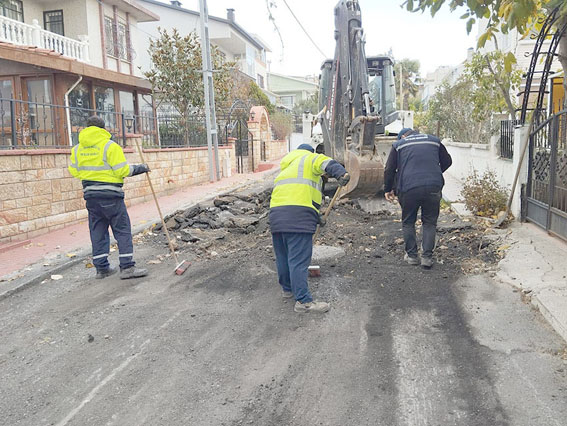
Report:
177,0,477,77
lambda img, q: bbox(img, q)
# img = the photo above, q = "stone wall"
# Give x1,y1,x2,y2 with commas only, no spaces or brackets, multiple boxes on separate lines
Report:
0,106,290,244
264,139,288,164
0,137,236,243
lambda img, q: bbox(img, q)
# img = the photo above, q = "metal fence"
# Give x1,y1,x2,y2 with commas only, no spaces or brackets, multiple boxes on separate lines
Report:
0,98,237,150
499,119,519,159
147,112,231,148
0,98,127,149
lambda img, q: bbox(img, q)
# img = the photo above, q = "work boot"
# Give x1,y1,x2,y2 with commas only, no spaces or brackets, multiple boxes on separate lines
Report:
95,267,117,279
120,267,148,280
404,253,420,265
421,256,434,269
294,300,330,313
282,290,294,299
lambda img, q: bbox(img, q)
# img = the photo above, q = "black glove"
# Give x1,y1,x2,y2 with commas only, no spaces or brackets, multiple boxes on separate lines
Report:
318,214,326,227
337,173,350,186
130,164,150,176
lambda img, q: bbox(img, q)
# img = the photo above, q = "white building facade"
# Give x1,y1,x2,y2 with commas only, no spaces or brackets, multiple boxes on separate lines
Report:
136,0,270,89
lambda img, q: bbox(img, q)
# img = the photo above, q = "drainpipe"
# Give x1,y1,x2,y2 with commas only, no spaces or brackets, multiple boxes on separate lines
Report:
64,76,83,146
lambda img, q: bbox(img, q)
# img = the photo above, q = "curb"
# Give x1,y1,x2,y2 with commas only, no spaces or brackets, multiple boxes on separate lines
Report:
0,169,279,302
0,256,86,302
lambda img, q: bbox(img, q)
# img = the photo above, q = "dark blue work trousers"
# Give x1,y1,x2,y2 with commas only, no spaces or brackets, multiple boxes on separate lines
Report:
398,185,442,259
86,198,135,271
272,232,313,303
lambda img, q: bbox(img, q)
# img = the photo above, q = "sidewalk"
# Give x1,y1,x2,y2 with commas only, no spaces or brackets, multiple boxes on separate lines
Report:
0,162,280,284
444,173,567,342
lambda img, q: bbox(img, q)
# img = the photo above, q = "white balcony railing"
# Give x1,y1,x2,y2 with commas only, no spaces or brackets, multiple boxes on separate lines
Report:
0,16,89,63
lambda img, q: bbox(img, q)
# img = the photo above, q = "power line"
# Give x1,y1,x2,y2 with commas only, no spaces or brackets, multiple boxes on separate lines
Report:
281,0,328,59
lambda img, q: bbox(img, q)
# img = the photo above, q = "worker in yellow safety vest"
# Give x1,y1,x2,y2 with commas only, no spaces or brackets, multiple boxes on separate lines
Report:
69,115,149,280
269,143,350,313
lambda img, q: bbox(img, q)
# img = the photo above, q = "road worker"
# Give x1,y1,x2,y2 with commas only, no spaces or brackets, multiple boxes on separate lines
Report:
269,143,350,313
69,116,149,279
384,128,452,269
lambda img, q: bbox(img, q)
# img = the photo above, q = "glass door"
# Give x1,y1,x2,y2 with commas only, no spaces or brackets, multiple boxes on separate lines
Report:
22,77,56,147
0,78,14,147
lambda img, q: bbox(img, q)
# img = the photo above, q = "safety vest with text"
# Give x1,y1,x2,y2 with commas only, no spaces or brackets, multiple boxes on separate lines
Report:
68,126,132,198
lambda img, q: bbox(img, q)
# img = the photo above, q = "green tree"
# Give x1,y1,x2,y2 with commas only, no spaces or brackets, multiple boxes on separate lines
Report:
292,92,319,116
425,80,494,144
403,0,567,105
144,28,235,143
461,50,523,120
248,81,275,114
396,58,421,110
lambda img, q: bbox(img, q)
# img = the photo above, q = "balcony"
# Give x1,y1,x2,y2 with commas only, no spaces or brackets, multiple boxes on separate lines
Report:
0,15,89,63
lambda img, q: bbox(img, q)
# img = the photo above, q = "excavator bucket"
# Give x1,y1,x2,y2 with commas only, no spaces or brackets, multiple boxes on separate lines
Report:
343,149,384,198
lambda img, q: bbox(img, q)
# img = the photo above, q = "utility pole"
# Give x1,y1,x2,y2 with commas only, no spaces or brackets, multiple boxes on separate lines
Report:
199,0,220,182
399,62,403,111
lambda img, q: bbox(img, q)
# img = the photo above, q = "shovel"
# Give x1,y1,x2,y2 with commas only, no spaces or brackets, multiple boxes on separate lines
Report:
313,185,343,242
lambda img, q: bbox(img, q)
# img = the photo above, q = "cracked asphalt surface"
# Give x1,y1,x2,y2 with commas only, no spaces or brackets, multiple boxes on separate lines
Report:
1,186,567,426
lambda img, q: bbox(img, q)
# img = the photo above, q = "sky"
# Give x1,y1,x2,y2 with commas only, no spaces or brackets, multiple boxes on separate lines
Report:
177,0,478,78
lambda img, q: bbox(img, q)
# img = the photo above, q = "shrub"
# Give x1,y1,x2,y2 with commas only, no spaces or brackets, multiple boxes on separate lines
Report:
270,111,293,140
461,170,509,217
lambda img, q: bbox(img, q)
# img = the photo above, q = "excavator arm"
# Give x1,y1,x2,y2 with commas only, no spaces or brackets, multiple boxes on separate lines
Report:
318,0,383,198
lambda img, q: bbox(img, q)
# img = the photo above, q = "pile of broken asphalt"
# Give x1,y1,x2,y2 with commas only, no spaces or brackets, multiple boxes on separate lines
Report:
141,186,505,278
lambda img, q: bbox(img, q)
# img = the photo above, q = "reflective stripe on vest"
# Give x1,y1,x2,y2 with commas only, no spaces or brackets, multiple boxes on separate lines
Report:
274,154,322,191
71,140,122,172
395,141,440,151
83,184,124,194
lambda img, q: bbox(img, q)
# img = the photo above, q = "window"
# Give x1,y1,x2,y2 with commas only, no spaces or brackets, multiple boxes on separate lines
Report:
119,91,134,115
26,79,52,104
257,74,264,89
1,0,23,22
280,95,294,109
104,16,116,56
117,22,128,61
245,45,256,78
44,10,64,36
104,16,130,61
95,86,116,129
0,79,14,147
24,78,55,146
0,79,13,99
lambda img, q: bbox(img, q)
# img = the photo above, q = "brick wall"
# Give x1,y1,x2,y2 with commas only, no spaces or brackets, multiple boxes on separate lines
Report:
0,137,237,243
265,139,288,163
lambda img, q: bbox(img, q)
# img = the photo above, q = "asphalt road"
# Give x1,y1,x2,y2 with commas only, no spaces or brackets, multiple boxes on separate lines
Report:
1,194,567,426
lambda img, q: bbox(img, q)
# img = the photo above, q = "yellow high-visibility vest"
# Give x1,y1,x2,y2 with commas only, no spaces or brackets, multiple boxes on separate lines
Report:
68,126,131,184
270,149,333,212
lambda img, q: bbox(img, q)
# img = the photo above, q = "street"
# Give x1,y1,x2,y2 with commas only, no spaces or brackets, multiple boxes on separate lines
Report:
1,186,567,426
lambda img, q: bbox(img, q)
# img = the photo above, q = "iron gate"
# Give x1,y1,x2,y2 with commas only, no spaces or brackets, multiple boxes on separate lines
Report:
234,119,254,173
519,6,567,240
223,100,255,174
526,111,567,239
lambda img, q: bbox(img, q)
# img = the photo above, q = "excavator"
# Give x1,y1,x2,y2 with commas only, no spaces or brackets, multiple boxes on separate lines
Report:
316,0,401,198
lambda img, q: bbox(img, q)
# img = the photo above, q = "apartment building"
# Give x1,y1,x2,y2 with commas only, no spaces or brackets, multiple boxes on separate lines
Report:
0,0,159,147
136,0,271,90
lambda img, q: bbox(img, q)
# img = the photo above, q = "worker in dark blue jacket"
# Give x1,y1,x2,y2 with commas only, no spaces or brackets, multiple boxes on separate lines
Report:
384,128,452,268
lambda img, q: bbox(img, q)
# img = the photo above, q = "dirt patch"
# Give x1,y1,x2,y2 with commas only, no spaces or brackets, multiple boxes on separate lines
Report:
136,188,504,276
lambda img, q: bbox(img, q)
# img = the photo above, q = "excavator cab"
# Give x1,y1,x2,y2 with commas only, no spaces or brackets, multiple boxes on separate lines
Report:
367,56,398,134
